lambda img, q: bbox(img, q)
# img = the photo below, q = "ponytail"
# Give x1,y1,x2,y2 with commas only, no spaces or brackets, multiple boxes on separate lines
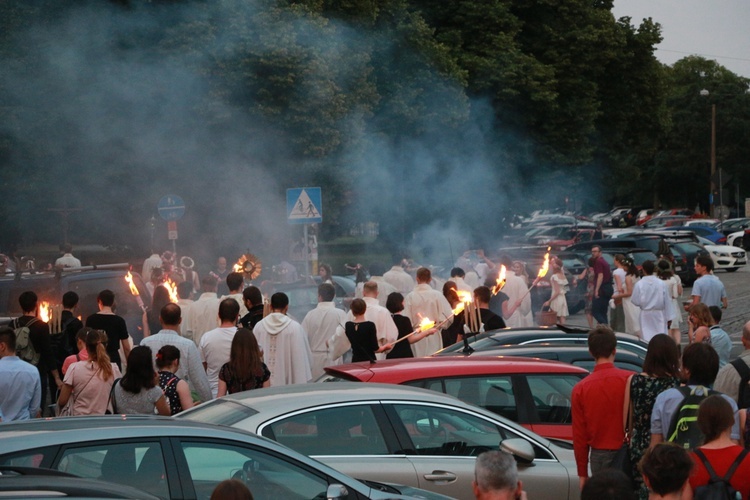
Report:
82,327,114,381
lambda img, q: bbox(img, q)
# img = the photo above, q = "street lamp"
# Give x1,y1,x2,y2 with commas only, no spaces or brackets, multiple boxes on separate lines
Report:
699,89,717,218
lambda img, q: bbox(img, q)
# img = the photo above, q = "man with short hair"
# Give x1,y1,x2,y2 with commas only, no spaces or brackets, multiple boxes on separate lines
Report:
472,450,524,500
239,286,265,330
651,342,739,446
221,272,249,318
213,256,230,296
85,290,130,371
580,470,635,500
631,260,675,342
383,262,416,295
199,298,240,397
572,325,631,490
590,246,613,325
302,284,347,378
714,320,750,403
474,286,506,331
57,291,84,368
354,262,396,307
639,444,694,500
353,281,398,358
450,267,472,292
689,255,728,309
55,244,81,268
253,292,312,386
0,327,42,421
708,305,732,368
404,267,453,357
141,303,212,402
188,275,221,348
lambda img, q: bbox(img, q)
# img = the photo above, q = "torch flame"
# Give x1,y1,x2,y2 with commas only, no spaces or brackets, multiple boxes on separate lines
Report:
418,316,436,332
452,302,465,316
455,289,473,304
537,248,551,279
39,301,51,323
491,265,507,295
164,279,179,303
233,262,243,273
125,271,140,296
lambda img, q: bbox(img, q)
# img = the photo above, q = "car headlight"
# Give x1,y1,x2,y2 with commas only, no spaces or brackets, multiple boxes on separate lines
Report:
712,251,729,257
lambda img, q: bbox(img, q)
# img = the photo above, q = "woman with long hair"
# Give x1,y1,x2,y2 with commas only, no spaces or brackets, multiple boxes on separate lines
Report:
657,259,683,345
688,303,713,344
144,285,171,338
613,255,641,337
543,257,568,324
441,282,464,346
113,346,170,415
57,328,121,415
318,263,333,284
217,328,270,396
155,345,194,415
688,395,750,497
623,334,681,499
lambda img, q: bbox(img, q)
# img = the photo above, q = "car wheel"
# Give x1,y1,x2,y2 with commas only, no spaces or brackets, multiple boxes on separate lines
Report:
726,267,739,272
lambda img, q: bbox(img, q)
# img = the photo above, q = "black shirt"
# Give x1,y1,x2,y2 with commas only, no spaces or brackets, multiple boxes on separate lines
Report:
386,314,415,359
345,321,379,362
85,313,129,367
14,315,54,373
480,308,506,331
240,305,265,330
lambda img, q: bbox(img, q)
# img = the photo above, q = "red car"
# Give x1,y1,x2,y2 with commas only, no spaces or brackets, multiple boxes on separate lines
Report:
318,356,588,441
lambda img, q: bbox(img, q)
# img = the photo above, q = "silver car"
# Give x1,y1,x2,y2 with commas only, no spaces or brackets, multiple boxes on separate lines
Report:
0,416,451,500
178,383,581,499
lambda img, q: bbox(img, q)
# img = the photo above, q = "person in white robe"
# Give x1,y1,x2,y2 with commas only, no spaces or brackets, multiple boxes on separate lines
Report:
630,261,675,342
450,268,473,292
301,284,347,378
383,264,416,295
497,256,532,328
188,275,221,348
253,292,312,386
403,268,453,357
142,252,163,283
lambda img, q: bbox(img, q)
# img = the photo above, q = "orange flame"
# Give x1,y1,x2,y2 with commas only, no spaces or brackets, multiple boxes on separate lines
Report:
233,262,243,273
39,301,51,323
165,279,179,303
455,289,473,304
125,271,140,296
492,265,507,295
418,316,436,332
537,248,551,279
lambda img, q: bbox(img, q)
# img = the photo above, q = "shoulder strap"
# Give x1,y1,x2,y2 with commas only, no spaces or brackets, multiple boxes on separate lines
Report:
108,378,121,414
25,317,38,328
731,358,750,380
693,449,721,481
723,448,749,482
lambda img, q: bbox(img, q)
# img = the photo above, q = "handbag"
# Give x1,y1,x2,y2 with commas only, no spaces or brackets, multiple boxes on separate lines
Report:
105,378,121,415
610,396,634,483
56,365,99,417
536,306,558,327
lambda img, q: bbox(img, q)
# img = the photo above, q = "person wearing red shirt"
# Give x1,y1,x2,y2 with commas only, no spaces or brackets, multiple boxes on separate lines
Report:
688,395,750,497
572,325,631,491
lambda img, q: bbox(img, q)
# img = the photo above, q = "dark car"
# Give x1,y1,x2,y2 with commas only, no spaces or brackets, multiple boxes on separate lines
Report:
0,265,150,343
434,325,649,359
668,240,709,286
567,236,665,255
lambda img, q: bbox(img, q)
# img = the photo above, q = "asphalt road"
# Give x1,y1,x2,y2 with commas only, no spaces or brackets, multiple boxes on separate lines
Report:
566,266,749,354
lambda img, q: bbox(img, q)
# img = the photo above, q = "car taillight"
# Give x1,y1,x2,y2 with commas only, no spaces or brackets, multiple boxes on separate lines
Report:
718,237,727,244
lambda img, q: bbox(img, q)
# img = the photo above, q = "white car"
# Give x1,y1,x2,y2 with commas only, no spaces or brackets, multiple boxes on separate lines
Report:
697,236,746,272
727,230,748,249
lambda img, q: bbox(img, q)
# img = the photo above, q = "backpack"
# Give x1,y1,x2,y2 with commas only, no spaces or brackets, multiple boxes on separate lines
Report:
667,385,718,450
12,317,40,365
730,359,750,408
693,448,748,500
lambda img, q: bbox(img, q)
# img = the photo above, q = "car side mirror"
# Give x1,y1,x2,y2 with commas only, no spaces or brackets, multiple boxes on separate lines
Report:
326,484,349,499
500,438,535,465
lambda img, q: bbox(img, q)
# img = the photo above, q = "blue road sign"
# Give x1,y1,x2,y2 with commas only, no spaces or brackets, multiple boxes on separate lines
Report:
158,195,186,221
287,188,322,224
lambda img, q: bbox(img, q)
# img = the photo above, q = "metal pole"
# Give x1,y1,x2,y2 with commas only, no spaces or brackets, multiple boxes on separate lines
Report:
710,103,716,217
303,224,310,282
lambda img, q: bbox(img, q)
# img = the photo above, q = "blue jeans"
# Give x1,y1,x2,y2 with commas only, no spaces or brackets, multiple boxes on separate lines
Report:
592,282,613,325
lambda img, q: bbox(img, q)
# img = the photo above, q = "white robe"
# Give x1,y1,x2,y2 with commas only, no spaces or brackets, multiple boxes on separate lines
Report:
347,297,398,360
301,302,347,378
354,277,397,307
630,275,675,342
188,293,221,348
383,266,416,295
253,313,312,386
141,254,162,283
502,271,533,328
221,292,249,318
403,284,453,357
451,276,473,292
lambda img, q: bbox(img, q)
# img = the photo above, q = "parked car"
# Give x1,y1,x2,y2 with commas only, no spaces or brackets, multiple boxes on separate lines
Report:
635,209,657,225
668,240,709,285
179,383,580,499
656,226,727,244
434,326,648,358
567,235,664,255
0,466,160,499
0,416,446,500
717,218,750,237
0,265,150,343
696,237,746,272
727,229,750,250
638,216,690,229
316,357,588,440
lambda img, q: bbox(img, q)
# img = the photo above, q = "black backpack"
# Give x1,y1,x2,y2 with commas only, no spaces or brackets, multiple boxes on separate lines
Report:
667,385,718,450
693,448,747,500
730,359,750,408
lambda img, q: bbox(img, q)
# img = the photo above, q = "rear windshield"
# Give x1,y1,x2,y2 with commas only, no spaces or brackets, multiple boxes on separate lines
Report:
177,399,258,426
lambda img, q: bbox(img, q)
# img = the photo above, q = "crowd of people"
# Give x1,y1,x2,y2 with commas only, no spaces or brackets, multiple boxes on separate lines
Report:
0,245,746,500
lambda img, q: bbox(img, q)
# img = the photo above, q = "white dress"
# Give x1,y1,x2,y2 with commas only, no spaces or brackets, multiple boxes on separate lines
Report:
548,274,569,317
666,275,682,329
622,275,641,337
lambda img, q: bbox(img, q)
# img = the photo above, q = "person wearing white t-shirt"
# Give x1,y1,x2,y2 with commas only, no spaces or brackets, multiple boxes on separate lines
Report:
199,299,239,397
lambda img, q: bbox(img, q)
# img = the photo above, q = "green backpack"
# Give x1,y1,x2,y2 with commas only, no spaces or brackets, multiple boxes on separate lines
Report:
12,317,40,365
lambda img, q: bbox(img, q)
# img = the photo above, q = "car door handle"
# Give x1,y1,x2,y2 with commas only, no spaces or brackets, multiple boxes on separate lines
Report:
424,471,458,483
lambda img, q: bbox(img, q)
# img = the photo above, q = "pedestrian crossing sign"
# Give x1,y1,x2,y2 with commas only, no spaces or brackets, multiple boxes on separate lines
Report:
287,187,322,224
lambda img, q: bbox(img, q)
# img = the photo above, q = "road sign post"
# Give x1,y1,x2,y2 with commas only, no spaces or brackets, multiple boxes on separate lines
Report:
287,188,322,280
158,195,186,256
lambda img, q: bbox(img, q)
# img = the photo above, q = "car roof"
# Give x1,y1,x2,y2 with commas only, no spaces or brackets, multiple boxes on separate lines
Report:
324,356,589,382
